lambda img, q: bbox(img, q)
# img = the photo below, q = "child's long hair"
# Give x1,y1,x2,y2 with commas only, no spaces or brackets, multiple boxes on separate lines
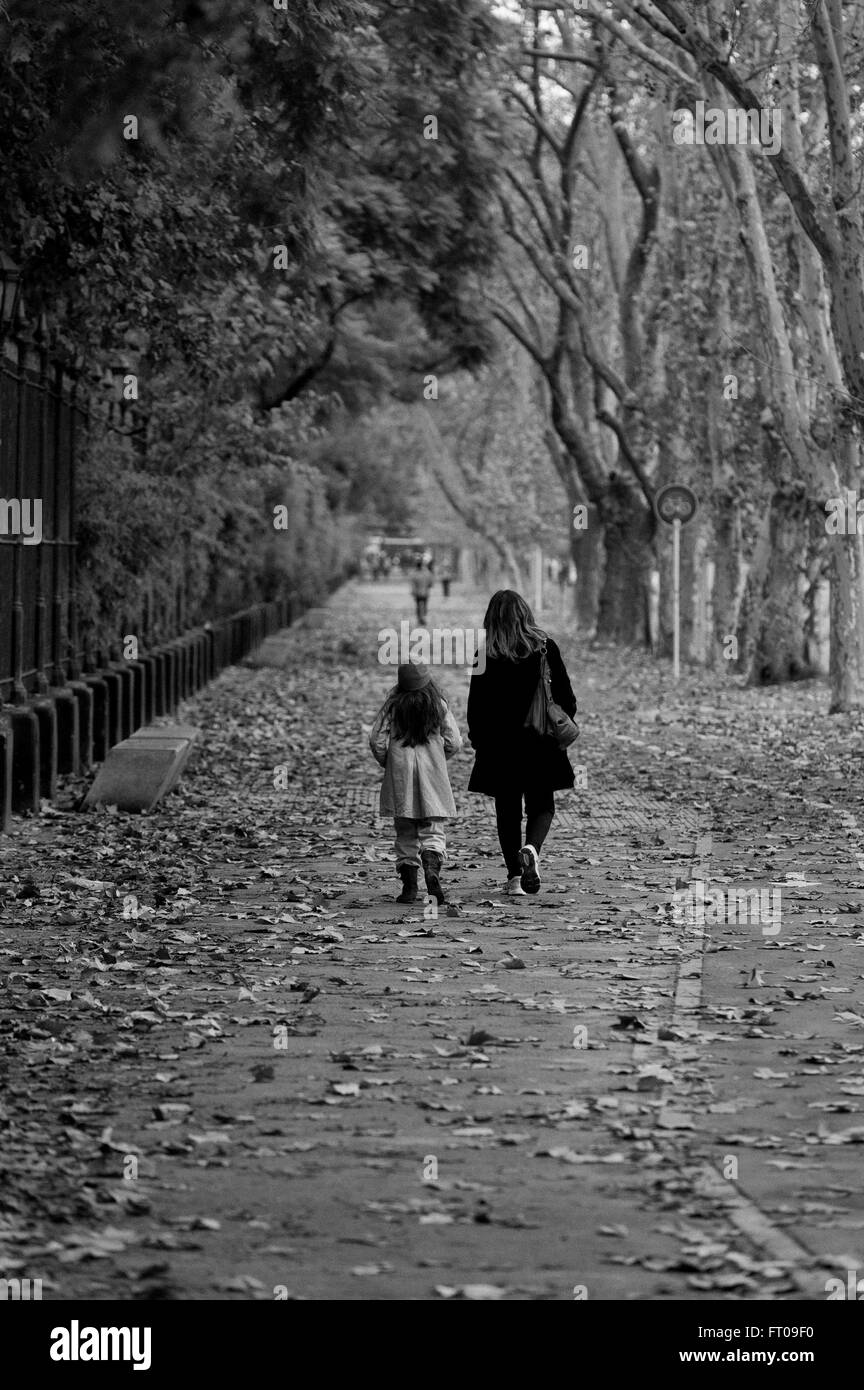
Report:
482,589,546,660
384,679,449,747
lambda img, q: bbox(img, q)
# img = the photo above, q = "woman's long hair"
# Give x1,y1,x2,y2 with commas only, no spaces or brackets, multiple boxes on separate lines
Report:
482,589,546,661
384,679,449,747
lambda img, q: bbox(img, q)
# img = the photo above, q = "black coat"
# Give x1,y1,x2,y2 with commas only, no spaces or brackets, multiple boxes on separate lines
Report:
467,637,578,796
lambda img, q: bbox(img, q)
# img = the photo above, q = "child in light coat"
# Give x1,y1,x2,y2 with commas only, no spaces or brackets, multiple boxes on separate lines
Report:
368,662,462,904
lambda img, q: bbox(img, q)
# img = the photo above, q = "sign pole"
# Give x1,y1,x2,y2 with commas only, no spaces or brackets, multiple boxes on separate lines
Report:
672,517,681,681
655,485,697,681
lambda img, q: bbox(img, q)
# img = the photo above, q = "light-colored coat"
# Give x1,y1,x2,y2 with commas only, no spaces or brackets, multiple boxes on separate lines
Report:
369,704,462,818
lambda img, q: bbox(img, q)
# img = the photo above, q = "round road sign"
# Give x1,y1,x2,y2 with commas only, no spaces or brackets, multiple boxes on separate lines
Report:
655,483,698,526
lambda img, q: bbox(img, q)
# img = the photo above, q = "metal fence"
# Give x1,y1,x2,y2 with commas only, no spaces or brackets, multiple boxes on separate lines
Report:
0,311,323,827
0,325,144,702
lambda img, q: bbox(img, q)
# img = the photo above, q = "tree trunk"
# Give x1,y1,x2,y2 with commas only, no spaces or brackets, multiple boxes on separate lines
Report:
570,503,603,635
735,502,769,678
711,490,746,662
828,526,864,712
500,542,525,594
749,490,811,685
688,530,713,666
804,562,830,676
596,479,654,644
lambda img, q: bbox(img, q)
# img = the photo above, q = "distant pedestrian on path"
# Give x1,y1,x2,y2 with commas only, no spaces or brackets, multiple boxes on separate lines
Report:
410,560,433,625
439,560,453,600
558,557,568,599
369,662,462,906
467,590,578,896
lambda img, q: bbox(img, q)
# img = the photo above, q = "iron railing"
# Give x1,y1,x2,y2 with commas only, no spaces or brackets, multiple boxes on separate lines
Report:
0,323,146,701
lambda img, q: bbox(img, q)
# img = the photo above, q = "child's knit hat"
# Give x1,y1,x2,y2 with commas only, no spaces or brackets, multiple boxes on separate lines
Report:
397,662,431,692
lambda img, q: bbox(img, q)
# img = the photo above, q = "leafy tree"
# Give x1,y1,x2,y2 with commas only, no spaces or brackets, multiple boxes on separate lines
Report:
0,0,506,654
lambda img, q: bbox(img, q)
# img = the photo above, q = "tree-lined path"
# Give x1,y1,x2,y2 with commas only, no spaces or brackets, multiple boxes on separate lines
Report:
3,581,864,1300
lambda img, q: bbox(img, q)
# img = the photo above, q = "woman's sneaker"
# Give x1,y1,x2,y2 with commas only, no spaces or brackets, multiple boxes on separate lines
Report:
518,845,541,894
504,875,526,896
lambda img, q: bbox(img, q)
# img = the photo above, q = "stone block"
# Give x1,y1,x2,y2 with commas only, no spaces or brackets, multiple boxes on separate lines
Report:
83,676,110,762
31,698,58,801
84,723,200,812
7,705,40,814
52,687,81,776
129,723,200,743
126,660,147,731
101,668,123,748
68,681,94,769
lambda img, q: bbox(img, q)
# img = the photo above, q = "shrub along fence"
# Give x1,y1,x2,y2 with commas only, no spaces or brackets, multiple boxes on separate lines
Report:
0,308,313,832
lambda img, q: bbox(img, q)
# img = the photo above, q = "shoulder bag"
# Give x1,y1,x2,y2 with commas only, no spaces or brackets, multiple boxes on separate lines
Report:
523,644,579,749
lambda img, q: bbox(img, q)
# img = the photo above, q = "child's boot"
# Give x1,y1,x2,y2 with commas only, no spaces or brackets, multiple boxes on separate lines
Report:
421,850,446,905
397,864,419,903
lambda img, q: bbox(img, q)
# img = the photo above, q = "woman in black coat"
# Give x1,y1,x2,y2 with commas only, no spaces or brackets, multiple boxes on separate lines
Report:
467,590,578,896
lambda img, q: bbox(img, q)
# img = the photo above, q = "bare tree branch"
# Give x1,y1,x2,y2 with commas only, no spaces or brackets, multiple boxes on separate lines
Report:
582,0,699,87
650,0,838,264
597,407,654,502
488,298,549,372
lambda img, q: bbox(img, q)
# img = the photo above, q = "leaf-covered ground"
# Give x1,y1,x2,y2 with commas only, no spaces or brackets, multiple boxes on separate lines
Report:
3,580,864,1300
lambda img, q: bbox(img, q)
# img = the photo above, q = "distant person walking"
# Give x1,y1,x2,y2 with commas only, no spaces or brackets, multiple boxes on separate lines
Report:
467,590,578,896
557,557,568,601
368,663,462,905
410,560,433,625
439,560,453,600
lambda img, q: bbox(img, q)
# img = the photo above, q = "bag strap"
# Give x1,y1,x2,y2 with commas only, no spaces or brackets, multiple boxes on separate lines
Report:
539,643,553,689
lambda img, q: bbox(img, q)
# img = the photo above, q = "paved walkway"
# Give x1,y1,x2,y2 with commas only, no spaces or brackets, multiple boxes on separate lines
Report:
2,580,864,1300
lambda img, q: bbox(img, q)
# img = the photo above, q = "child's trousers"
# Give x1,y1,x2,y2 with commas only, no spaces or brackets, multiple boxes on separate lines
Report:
394,817,447,867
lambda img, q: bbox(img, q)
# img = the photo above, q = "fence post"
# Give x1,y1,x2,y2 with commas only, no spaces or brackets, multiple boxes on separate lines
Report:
33,314,50,696
66,372,95,771
50,359,66,687
67,371,85,682
9,315,28,704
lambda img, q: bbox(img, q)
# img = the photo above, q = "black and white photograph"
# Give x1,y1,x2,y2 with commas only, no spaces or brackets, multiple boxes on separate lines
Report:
1,0,862,1356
